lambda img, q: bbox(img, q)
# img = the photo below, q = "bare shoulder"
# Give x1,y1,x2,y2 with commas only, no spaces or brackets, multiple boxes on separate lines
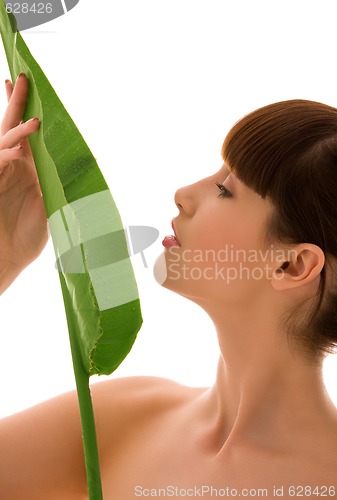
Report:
91,375,206,435
91,374,204,402
0,376,205,499
90,376,207,485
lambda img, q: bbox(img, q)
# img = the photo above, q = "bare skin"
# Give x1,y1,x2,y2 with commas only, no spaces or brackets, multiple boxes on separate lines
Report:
0,75,336,499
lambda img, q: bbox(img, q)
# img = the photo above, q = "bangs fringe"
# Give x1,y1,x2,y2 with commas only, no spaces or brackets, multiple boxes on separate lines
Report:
221,99,337,201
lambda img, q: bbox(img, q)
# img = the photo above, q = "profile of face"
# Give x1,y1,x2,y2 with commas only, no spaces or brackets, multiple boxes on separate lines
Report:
154,164,285,309
154,98,337,359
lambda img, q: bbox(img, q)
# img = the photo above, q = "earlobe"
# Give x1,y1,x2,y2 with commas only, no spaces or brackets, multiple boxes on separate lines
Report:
271,244,325,291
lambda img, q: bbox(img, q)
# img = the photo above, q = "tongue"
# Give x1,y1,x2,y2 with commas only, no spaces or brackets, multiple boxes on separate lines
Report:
162,235,180,248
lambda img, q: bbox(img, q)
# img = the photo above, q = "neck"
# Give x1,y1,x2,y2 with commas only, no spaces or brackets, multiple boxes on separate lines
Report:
196,298,337,455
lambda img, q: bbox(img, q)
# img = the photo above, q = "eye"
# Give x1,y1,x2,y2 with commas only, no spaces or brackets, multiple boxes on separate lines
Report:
215,182,233,199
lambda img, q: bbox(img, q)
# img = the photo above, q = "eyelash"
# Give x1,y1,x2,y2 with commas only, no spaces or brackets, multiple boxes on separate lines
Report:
215,182,233,199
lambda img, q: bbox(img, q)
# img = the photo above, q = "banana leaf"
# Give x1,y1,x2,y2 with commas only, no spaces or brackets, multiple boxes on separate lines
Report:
0,4,143,499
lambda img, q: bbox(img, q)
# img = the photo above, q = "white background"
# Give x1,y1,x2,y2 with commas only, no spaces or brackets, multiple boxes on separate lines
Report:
0,0,337,418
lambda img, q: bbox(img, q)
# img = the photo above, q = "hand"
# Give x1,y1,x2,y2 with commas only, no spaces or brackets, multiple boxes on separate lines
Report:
0,73,48,293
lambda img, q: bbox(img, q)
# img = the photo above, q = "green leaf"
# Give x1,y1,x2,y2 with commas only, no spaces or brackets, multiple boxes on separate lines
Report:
0,5,143,498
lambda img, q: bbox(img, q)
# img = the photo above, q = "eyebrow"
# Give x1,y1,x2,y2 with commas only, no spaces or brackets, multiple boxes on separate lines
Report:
225,171,241,196
224,167,235,184
221,163,237,186
229,172,237,185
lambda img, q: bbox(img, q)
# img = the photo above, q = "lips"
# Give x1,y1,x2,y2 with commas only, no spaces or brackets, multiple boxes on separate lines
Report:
162,219,181,248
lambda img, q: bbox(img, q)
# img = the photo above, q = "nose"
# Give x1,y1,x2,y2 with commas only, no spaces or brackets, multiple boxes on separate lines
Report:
174,182,198,216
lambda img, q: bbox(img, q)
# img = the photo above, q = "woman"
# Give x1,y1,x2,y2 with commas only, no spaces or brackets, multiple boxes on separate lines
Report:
0,74,336,499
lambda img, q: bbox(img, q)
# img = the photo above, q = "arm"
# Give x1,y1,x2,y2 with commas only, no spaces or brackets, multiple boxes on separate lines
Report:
0,391,87,500
0,73,48,294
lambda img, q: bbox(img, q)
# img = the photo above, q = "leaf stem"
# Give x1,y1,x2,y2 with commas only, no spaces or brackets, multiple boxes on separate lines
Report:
60,274,103,500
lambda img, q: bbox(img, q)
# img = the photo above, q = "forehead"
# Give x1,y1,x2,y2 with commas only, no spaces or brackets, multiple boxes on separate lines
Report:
222,163,245,191
222,163,273,214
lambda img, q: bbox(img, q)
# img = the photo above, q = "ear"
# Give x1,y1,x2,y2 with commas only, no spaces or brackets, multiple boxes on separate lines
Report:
271,244,325,291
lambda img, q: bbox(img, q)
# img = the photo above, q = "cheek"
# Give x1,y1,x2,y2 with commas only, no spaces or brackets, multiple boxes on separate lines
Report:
154,204,272,298
192,210,259,256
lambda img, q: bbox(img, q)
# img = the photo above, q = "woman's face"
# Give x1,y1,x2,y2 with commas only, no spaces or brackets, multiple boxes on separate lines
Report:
154,164,283,306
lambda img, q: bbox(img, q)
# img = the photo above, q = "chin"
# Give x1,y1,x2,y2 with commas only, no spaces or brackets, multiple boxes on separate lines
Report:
153,249,186,289
153,250,207,306
153,252,168,286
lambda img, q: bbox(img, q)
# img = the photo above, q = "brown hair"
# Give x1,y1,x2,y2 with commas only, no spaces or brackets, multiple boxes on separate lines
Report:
221,99,337,359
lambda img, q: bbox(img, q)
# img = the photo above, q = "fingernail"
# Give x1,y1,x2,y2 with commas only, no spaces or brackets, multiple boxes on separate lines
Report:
5,79,10,85
15,73,26,83
25,117,39,124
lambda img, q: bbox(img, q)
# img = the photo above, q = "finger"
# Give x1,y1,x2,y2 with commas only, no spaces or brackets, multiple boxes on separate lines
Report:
5,79,13,102
0,145,23,175
0,117,40,150
1,73,29,134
